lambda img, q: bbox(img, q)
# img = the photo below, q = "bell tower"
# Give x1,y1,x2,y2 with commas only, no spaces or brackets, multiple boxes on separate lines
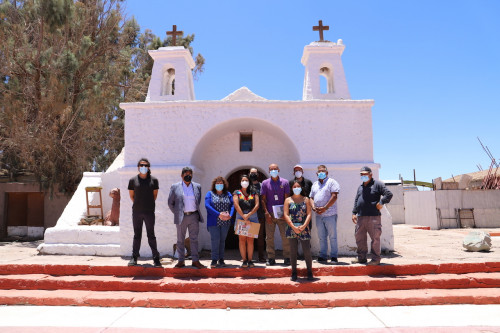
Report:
146,26,195,101
302,21,351,100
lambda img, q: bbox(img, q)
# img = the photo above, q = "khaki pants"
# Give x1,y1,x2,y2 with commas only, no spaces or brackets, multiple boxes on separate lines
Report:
265,218,290,259
355,215,382,261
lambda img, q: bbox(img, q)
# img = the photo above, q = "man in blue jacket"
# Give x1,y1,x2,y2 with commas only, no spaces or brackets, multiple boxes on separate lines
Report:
352,166,393,266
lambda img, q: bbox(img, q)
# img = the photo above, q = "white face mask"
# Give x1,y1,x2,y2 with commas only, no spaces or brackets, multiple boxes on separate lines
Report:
294,171,303,178
241,181,249,188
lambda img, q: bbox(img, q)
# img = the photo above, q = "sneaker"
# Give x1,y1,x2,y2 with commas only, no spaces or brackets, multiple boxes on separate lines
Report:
218,259,227,267
128,257,137,266
153,257,162,267
174,261,185,268
258,257,267,263
351,258,368,264
330,257,338,263
266,258,276,266
316,257,327,263
248,260,255,268
283,258,290,266
367,260,381,266
241,260,248,268
210,260,218,268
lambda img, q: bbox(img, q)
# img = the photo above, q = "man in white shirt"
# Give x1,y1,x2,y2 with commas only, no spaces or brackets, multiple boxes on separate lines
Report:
310,165,340,264
168,167,206,269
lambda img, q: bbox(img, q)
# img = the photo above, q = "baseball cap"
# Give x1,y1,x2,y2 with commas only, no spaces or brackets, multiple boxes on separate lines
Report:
360,166,372,173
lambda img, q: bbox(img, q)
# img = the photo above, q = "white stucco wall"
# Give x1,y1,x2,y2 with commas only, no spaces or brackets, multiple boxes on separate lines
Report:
118,98,394,257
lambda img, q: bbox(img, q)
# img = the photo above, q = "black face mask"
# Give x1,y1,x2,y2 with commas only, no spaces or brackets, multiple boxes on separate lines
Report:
249,173,258,181
183,175,192,182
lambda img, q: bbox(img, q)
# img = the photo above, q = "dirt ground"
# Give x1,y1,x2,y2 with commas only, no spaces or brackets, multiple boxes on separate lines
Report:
0,225,498,268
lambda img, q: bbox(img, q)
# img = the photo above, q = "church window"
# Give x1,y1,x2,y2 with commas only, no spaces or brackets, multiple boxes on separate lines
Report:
162,68,175,95
320,66,334,94
240,133,253,152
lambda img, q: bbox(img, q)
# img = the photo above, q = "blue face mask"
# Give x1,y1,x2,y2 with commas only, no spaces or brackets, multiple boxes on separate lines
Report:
292,187,302,195
270,170,279,178
215,184,224,192
318,172,327,180
361,175,370,182
139,166,148,175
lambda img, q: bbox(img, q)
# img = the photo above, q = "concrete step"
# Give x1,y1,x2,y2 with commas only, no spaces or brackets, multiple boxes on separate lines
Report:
1,272,500,294
1,287,499,309
1,262,499,278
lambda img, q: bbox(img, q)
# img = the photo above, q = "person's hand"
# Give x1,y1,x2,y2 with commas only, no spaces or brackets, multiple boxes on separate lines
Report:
316,206,326,215
376,203,383,210
265,213,272,224
219,212,230,221
352,214,358,224
243,213,250,221
292,226,301,234
298,225,306,232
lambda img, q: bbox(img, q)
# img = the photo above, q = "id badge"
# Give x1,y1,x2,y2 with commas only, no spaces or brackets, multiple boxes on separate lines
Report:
274,194,279,201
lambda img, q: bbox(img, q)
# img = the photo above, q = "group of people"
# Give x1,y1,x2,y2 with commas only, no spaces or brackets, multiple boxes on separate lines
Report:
127,158,393,281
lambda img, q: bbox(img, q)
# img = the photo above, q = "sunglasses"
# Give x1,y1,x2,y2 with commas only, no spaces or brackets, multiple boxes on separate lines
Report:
139,164,149,167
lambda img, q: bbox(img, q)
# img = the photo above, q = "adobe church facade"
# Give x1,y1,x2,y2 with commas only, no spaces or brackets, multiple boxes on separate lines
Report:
40,35,393,257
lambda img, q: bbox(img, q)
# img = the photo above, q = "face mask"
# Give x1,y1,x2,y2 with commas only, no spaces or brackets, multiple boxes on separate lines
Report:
241,181,249,188
318,172,327,180
361,175,370,182
293,187,302,195
294,171,303,178
139,167,148,175
249,173,258,181
183,175,192,182
270,170,279,178
215,184,224,192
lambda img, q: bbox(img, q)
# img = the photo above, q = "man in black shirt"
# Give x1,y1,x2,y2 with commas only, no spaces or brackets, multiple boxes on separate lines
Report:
289,164,313,198
127,158,161,267
351,166,393,266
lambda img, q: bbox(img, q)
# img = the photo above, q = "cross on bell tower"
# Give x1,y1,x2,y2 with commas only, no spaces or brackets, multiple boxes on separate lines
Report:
166,25,183,46
313,20,329,42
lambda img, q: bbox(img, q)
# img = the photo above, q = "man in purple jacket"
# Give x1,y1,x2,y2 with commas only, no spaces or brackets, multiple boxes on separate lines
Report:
260,163,290,266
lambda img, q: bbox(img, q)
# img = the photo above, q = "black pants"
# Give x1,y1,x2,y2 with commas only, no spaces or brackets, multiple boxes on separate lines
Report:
132,211,160,259
289,238,312,272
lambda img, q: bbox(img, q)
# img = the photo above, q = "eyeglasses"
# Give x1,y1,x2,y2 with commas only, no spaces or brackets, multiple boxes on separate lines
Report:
139,164,149,167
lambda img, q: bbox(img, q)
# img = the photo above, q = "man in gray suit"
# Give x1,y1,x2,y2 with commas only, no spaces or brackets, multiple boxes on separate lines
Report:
168,167,206,269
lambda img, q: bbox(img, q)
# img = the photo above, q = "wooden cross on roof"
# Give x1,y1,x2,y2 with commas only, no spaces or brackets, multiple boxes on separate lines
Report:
166,25,183,46
313,20,329,42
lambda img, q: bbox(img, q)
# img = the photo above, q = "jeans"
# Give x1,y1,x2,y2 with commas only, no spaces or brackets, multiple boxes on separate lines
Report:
316,214,338,258
132,211,160,259
208,223,231,261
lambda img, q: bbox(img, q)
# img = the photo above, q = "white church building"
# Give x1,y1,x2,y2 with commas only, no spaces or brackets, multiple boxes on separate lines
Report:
39,35,394,258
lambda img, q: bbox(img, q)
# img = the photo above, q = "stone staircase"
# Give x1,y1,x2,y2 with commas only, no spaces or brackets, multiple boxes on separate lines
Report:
1,262,499,309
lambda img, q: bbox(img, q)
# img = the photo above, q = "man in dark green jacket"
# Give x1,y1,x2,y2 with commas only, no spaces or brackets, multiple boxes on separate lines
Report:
352,166,393,266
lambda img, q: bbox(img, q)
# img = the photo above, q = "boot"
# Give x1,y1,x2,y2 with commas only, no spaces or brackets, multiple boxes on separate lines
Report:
290,269,297,281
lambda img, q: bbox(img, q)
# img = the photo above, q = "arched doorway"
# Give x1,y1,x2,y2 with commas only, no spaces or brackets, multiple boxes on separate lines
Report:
225,168,267,249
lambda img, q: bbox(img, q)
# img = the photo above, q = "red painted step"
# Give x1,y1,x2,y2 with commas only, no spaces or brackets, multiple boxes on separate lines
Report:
1,287,499,309
1,262,499,309
1,272,500,294
1,262,499,278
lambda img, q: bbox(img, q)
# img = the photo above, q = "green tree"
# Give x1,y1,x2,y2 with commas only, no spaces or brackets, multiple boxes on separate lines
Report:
0,0,204,193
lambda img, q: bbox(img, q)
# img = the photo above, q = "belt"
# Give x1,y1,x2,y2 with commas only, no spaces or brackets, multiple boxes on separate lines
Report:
184,211,197,216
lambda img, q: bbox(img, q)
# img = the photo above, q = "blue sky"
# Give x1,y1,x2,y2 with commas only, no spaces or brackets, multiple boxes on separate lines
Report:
124,0,500,183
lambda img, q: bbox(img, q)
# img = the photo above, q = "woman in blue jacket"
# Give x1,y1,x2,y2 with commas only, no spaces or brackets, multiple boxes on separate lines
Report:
205,176,234,268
